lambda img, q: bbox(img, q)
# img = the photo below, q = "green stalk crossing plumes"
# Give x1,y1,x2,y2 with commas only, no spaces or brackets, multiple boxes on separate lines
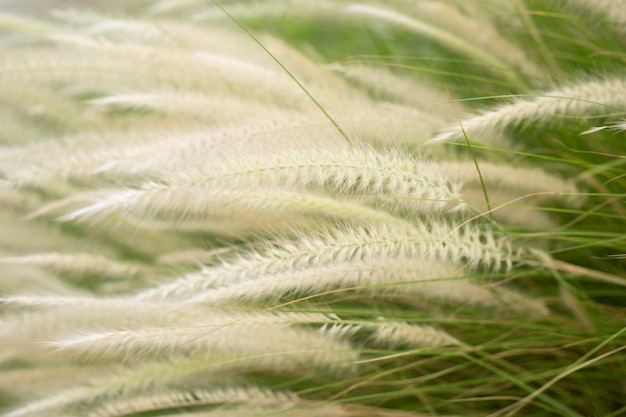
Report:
1,1,625,417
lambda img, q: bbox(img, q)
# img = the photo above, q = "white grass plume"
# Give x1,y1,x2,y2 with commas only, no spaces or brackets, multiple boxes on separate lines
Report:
0,299,206,359
5,383,296,417
0,365,104,400
44,188,411,236
184,259,547,317
431,77,626,144
3,344,297,417
367,320,460,348
48,311,357,371
43,34,314,104
135,222,515,303
343,4,530,88
84,387,297,417
438,161,585,208
88,91,298,124
328,63,458,119
580,119,626,135
52,145,462,225
0,253,148,281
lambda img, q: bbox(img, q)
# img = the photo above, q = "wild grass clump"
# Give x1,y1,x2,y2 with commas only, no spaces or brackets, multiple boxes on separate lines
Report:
1,1,625,416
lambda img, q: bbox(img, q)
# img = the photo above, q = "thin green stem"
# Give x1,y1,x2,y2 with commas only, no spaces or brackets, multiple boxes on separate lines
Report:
210,0,350,143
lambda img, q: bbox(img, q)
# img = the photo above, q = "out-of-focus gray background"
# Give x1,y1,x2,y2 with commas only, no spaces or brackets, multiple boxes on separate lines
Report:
0,0,125,16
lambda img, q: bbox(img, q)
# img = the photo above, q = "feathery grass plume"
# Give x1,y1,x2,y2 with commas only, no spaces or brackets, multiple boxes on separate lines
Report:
6,383,297,417
88,91,295,123
36,144,463,232
135,222,515,303
344,2,542,86
48,311,358,370
0,263,80,296
437,161,583,204
182,258,548,317
81,387,295,417
581,119,626,135
327,62,459,119
366,320,460,348
2,1,626,417
0,365,106,401
0,253,148,281
435,160,585,226
431,77,626,145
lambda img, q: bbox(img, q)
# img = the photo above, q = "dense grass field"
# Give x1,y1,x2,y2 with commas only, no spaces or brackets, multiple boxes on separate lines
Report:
1,1,625,416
